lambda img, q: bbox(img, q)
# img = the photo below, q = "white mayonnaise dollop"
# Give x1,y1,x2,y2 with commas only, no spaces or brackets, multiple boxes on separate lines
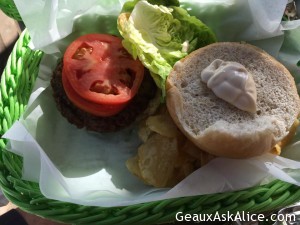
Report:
201,59,257,113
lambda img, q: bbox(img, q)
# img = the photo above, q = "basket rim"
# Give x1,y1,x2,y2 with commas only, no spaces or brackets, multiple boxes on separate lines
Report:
1,29,300,225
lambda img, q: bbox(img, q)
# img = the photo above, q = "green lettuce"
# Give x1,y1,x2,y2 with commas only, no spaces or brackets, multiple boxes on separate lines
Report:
121,0,180,13
118,0,217,97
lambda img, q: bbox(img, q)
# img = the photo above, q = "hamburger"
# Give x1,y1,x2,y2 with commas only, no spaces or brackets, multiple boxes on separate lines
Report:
166,42,300,159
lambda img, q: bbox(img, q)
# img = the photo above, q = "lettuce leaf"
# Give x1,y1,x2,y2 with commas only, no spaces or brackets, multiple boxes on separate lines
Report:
118,0,217,97
121,0,180,13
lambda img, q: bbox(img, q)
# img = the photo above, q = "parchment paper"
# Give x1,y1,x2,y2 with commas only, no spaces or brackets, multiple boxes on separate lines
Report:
4,0,300,207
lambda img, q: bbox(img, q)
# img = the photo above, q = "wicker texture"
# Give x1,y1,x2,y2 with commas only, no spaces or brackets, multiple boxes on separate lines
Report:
0,0,21,21
1,31,300,225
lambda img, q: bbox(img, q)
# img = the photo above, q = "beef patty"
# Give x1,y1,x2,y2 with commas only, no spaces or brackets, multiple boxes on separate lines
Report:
51,60,157,133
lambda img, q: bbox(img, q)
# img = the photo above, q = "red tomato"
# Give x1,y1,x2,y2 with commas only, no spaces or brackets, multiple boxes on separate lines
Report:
62,33,144,117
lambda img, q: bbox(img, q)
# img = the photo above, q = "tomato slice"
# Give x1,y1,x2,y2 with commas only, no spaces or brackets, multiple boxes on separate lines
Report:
62,74,126,116
62,34,144,117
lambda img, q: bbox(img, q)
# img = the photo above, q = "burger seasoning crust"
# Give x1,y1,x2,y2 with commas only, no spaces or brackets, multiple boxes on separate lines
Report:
51,60,157,133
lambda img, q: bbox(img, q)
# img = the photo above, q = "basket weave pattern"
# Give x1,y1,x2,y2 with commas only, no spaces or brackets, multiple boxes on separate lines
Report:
1,17,300,225
0,0,21,21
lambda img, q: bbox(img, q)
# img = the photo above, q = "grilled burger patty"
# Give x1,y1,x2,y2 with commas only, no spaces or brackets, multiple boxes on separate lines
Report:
51,60,157,132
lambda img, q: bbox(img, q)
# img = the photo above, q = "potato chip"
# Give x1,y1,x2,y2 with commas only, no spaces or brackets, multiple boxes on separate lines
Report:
146,114,179,138
181,140,214,165
136,89,162,121
137,120,153,142
126,155,142,178
127,104,218,187
181,140,203,161
138,133,178,188
170,151,198,186
270,144,281,156
169,167,198,187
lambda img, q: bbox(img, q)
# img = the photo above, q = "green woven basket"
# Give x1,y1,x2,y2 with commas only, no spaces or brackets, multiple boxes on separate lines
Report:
0,0,21,21
1,2,300,224
1,28,300,224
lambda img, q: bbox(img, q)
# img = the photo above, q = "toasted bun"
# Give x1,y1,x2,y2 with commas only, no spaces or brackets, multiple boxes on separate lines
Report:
166,42,300,158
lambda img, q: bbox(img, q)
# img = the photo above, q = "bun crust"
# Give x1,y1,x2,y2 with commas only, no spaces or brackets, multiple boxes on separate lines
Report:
166,42,300,158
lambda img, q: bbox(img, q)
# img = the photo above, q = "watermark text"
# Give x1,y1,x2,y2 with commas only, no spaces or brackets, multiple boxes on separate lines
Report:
175,211,296,223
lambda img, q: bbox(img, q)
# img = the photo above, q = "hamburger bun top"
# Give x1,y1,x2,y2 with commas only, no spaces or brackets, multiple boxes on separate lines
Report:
166,42,300,158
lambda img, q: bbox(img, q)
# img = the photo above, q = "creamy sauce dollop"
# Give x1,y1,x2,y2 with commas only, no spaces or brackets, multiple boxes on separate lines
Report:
201,59,257,113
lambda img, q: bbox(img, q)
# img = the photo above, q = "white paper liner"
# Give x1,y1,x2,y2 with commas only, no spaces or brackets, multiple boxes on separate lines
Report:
3,0,300,207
